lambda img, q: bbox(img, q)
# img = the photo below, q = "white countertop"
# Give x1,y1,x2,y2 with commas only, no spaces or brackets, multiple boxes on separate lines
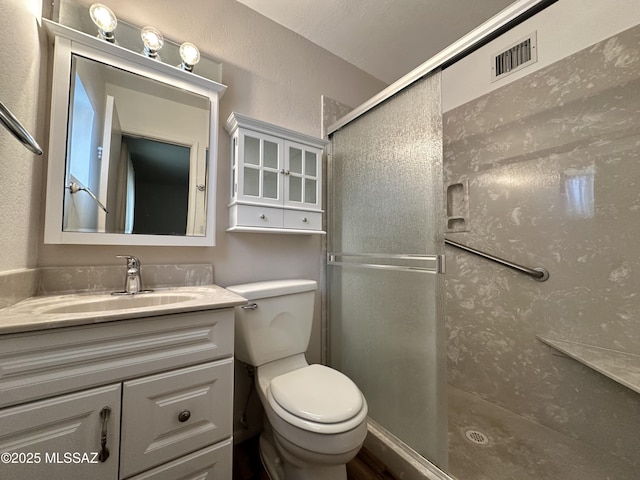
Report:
0,285,247,335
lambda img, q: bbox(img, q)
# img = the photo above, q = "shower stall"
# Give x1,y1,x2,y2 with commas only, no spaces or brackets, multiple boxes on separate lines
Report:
325,1,640,479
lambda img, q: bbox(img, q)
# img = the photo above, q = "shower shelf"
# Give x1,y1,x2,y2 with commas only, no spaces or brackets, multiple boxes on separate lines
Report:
537,335,640,395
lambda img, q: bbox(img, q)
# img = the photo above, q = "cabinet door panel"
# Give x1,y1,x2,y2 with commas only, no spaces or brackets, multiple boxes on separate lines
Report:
120,359,233,478
126,441,231,480
0,384,121,480
236,130,283,206
284,141,322,211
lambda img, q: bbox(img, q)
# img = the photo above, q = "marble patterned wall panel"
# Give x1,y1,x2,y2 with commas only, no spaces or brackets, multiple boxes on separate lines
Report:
443,24,640,465
321,95,353,137
38,264,214,295
0,268,39,309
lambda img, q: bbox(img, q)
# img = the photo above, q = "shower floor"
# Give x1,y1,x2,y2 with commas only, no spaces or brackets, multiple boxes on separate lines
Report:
447,387,637,480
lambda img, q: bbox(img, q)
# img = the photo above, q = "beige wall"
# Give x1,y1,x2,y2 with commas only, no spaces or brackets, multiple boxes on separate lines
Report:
0,0,49,272
0,0,385,362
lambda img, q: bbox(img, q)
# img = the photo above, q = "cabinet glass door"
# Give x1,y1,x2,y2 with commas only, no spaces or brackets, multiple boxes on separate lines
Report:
284,141,321,210
237,131,283,206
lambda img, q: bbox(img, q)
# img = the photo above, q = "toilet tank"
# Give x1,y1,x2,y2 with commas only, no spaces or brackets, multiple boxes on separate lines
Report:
226,280,317,366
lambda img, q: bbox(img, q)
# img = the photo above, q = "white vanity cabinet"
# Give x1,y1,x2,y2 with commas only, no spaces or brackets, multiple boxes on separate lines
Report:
225,112,328,234
0,309,235,480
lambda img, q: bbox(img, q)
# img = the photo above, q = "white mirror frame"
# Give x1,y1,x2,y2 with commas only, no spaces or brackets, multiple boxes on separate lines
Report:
43,19,227,246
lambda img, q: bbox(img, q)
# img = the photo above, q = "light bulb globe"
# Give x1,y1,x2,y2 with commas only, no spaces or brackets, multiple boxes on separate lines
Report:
179,42,200,72
141,26,164,58
89,3,117,42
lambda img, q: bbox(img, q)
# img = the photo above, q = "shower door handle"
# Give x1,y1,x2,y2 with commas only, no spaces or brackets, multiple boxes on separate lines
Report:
328,252,445,274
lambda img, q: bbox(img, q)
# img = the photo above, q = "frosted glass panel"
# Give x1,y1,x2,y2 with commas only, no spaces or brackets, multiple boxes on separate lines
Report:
328,72,447,467
232,137,237,167
329,267,445,462
305,179,316,204
243,168,259,196
263,171,278,199
305,152,317,176
264,141,278,169
330,84,443,254
289,176,302,202
244,136,259,165
289,147,302,174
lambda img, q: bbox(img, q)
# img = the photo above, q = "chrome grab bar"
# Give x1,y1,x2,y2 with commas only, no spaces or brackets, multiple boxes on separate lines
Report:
327,252,445,274
445,239,549,281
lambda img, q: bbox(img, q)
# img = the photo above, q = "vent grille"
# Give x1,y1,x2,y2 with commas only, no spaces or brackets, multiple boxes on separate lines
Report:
491,32,537,81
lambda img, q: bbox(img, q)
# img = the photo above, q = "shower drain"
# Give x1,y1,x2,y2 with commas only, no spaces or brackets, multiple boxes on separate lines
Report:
464,429,490,445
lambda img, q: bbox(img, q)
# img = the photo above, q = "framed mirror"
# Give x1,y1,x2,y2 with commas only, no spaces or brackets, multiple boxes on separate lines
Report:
44,20,226,246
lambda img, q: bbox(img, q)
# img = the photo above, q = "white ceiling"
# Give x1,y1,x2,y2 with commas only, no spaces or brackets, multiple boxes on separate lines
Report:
236,0,517,84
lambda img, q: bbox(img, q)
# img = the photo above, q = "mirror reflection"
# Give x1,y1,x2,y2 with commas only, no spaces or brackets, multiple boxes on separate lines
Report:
63,54,210,236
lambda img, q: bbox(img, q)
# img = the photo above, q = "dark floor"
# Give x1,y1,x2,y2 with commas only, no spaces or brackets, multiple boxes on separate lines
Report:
233,436,398,480
233,437,269,480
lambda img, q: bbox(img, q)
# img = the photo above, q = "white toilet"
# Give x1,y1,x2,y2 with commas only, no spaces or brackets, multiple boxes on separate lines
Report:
227,279,368,480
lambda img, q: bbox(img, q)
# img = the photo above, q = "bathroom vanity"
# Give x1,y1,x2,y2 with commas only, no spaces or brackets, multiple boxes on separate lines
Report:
0,286,247,479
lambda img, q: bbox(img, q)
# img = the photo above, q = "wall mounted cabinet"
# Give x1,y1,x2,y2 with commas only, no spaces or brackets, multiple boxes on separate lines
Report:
225,113,328,234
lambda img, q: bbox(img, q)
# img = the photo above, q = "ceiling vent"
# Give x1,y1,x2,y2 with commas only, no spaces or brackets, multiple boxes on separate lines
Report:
491,32,537,82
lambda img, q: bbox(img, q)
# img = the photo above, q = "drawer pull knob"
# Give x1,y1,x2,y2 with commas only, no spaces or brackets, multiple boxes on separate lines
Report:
259,214,266,220
178,410,191,422
302,217,308,223
98,406,111,463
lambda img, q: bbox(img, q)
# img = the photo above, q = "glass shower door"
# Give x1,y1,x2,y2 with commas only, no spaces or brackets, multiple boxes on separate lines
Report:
327,72,447,468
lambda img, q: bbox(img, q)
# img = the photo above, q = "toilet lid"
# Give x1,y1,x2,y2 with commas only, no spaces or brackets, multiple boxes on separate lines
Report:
269,364,364,424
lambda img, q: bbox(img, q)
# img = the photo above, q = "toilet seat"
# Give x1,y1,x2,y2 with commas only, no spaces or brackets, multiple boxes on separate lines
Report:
267,364,367,434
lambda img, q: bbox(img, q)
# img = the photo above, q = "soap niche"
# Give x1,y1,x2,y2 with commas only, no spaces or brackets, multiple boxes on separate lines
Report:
446,180,470,233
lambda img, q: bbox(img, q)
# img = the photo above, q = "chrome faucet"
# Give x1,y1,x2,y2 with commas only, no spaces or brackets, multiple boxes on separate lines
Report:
112,255,152,295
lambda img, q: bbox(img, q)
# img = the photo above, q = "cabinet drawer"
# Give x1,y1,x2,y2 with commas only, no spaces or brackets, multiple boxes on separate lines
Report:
232,204,283,228
126,440,231,480
119,359,233,478
0,309,233,409
283,210,322,230
0,384,121,480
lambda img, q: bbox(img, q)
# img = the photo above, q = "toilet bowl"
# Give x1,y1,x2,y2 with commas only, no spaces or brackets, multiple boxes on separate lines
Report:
227,280,368,480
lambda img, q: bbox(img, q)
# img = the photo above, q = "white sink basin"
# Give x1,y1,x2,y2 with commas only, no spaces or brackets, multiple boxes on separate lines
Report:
40,293,202,314
0,285,249,335
21,286,226,318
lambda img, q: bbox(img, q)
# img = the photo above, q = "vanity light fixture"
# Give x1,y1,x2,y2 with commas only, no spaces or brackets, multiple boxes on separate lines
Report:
179,42,201,72
89,3,118,43
141,26,164,59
